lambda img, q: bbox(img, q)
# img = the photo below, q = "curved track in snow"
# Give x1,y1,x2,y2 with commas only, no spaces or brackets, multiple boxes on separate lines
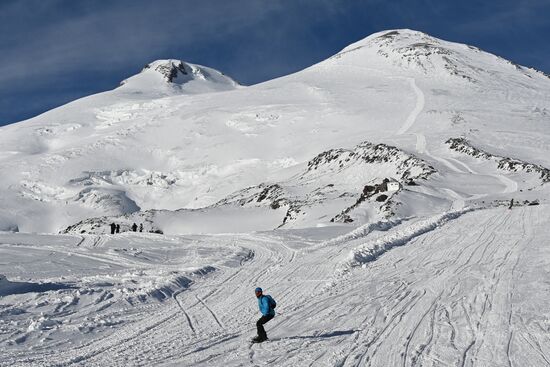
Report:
397,78,425,136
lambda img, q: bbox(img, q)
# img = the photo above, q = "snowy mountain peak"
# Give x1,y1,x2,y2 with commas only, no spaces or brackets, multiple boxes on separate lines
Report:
329,29,544,83
118,59,239,94
146,59,195,83
341,29,439,52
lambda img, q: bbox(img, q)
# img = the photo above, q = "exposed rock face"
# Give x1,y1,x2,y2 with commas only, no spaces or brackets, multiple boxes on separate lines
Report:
213,141,435,228
306,142,435,181
216,184,286,208
150,60,188,83
331,179,401,223
376,194,388,202
118,59,239,92
446,138,550,183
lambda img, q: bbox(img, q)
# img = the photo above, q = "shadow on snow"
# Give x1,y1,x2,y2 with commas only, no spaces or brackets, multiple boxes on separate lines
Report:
0,275,76,297
273,329,359,341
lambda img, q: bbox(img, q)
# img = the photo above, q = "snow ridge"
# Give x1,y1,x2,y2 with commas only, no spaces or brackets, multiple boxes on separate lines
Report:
312,217,406,250
347,208,474,267
446,137,550,183
305,141,435,180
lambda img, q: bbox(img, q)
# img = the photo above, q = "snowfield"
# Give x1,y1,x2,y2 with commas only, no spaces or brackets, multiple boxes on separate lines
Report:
1,29,550,366
1,205,549,366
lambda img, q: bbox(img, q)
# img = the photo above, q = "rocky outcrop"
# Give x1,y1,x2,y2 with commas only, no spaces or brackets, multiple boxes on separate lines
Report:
330,179,400,223
446,137,550,183
215,141,435,227
306,142,435,181
149,60,188,82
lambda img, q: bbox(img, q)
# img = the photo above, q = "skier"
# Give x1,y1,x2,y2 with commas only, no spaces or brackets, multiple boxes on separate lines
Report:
116,224,120,233
139,223,143,232
509,198,514,210
131,223,138,232
110,223,116,235
252,287,276,343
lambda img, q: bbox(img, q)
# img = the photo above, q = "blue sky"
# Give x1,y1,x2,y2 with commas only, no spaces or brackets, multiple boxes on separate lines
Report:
1,0,549,126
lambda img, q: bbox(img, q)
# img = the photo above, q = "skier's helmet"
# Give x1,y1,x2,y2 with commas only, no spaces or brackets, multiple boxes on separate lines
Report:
254,287,262,293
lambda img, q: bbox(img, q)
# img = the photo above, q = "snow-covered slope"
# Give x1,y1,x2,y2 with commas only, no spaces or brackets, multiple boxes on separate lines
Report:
0,29,549,233
64,140,437,235
1,29,550,366
2,206,549,366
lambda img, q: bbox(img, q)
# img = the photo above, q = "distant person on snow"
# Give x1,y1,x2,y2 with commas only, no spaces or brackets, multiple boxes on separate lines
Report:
132,223,138,232
110,223,116,235
252,287,276,343
139,223,143,232
116,224,120,233
509,198,514,210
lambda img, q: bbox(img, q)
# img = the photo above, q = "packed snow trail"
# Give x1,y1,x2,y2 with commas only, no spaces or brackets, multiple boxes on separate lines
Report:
3,205,547,366
397,78,425,136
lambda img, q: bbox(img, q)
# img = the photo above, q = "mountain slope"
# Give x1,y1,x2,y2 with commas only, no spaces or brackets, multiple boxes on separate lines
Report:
0,29,549,233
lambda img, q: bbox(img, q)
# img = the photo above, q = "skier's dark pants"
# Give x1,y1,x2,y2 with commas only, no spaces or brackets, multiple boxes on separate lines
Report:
256,314,274,339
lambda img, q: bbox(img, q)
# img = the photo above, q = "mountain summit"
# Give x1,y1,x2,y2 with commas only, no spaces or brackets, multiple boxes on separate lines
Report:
324,29,546,84
118,59,239,95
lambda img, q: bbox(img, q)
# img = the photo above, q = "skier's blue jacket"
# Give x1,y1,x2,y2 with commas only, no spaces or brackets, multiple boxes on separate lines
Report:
258,295,276,316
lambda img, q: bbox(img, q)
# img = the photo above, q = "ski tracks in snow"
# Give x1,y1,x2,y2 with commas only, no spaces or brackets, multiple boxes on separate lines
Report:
333,206,549,367
217,207,545,367
397,78,425,136
165,207,549,367
3,206,550,366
